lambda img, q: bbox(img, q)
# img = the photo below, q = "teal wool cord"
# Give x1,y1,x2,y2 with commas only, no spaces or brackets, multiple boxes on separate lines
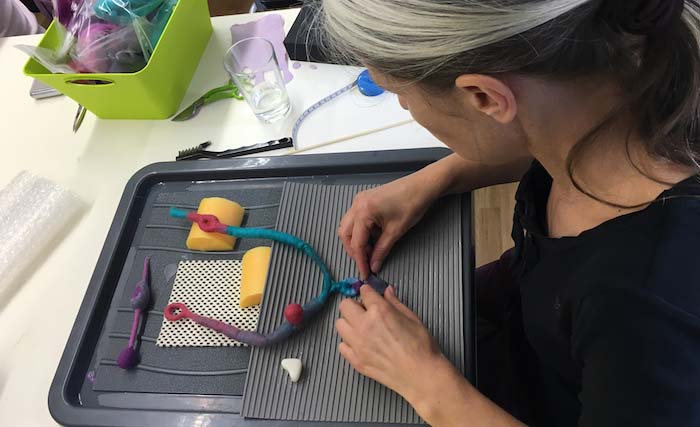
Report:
225,225,358,301
166,206,390,348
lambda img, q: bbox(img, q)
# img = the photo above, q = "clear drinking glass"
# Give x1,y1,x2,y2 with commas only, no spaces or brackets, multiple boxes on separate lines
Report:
224,37,291,123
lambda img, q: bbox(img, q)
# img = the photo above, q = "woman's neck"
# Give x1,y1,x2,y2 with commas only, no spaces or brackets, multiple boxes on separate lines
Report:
516,77,696,210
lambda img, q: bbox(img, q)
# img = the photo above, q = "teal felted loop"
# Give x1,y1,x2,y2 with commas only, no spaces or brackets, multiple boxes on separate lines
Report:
226,225,336,296
333,278,361,297
168,206,384,347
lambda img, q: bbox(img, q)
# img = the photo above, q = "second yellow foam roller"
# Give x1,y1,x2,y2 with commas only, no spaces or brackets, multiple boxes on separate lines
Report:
240,246,272,308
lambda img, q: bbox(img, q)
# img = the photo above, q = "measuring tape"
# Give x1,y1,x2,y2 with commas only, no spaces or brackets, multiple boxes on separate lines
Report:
292,69,386,146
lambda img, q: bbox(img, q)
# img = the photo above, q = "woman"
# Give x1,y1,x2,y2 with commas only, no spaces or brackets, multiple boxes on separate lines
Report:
0,0,40,37
324,0,700,426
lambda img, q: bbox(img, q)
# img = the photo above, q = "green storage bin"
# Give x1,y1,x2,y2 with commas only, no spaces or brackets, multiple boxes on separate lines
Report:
23,0,212,119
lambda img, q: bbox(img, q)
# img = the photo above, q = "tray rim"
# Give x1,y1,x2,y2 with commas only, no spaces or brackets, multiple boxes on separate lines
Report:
48,148,474,427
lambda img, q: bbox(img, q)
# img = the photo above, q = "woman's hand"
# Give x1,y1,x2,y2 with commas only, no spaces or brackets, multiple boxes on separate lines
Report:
338,174,437,280
339,153,532,280
336,285,443,402
337,285,525,427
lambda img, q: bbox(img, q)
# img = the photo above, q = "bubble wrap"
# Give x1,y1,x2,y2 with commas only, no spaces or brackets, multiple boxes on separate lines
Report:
0,172,83,304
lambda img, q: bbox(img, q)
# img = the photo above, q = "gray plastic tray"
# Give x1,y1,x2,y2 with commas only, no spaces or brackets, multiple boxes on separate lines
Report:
48,148,474,427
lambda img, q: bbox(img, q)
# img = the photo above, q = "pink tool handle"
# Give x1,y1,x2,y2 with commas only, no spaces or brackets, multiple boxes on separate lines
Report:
164,302,192,321
186,212,228,233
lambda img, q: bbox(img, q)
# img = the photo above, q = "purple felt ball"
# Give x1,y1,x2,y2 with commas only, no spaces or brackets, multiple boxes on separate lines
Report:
351,280,363,294
117,346,139,369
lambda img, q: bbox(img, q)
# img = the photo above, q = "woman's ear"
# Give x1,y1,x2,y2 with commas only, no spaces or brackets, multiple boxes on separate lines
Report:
455,74,517,124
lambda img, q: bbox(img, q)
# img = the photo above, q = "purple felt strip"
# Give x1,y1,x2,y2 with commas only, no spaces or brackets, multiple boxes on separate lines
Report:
128,309,141,349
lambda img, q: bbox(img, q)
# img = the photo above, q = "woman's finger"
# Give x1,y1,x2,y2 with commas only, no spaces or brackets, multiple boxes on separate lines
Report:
335,317,360,347
350,219,372,280
338,297,366,325
369,224,401,274
359,283,387,309
385,286,421,322
338,342,360,368
338,212,355,256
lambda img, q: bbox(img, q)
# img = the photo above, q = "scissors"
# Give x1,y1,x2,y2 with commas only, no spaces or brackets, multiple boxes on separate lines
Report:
172,80,244,121
73,104,87,132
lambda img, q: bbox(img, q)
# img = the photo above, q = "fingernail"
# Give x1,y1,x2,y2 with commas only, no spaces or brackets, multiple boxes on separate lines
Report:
371,261,381,273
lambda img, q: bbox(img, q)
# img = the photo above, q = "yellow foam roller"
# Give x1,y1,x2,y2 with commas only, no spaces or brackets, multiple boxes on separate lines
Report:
240,246,272,308
186,198,244,251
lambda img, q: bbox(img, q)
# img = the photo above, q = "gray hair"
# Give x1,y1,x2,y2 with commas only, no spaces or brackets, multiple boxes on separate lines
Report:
320,0,595,81
318,0,700,208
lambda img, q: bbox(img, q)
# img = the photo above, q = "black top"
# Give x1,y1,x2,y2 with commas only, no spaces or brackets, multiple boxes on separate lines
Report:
511,163,700,427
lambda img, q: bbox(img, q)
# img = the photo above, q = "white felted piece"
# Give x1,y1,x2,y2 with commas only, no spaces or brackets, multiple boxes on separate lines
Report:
280,358,302,383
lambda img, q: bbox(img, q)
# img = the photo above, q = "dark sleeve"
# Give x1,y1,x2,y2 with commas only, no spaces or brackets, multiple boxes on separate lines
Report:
572,287,700,427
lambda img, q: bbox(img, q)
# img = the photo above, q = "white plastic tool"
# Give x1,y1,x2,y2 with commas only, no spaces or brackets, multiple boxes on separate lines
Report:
281,358,303,382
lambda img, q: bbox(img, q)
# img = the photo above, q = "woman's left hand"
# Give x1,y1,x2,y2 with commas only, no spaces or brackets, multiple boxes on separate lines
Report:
336,284,443,401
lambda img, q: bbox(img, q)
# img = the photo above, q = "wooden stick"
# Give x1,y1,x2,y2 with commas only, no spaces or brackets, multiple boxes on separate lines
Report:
288,119,415,155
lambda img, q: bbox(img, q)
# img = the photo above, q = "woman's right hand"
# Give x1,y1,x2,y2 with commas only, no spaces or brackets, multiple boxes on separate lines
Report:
338,174,436,279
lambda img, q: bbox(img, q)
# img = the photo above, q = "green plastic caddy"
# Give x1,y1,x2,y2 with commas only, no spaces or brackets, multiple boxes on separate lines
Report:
23,0,212,119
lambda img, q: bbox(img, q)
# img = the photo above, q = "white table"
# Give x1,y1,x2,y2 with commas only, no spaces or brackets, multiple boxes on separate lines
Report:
0,8,442,426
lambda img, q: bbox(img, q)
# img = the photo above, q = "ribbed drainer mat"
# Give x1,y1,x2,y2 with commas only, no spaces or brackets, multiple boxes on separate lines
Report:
242,182,464,423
